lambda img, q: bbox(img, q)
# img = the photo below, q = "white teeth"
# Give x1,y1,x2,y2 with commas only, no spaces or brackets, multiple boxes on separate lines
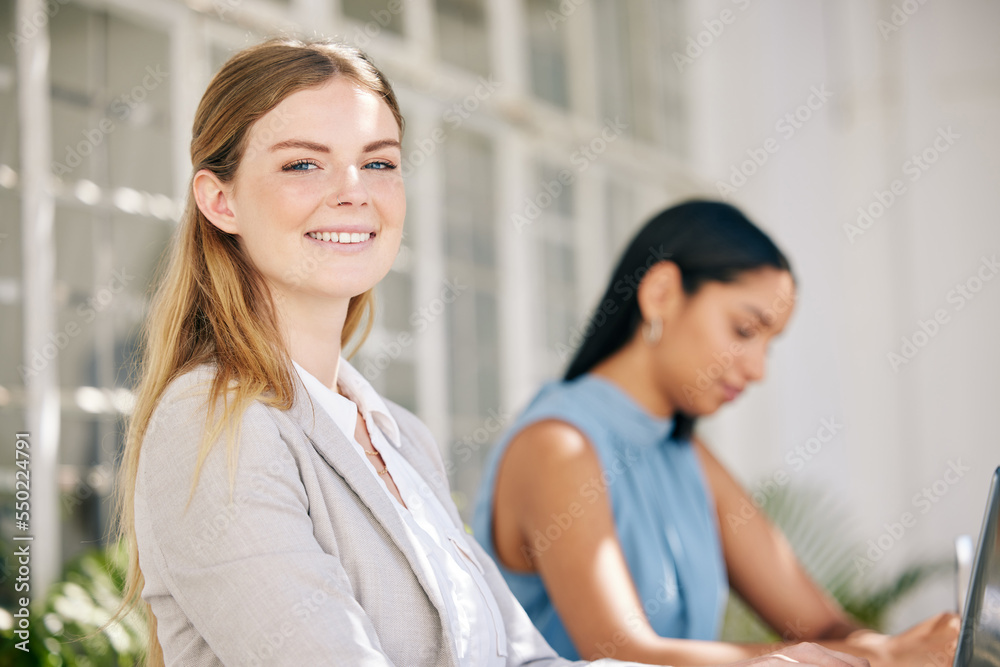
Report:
307,231,371,244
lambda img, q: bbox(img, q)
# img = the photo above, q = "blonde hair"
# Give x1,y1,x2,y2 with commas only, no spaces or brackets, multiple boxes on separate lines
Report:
113,38,404,666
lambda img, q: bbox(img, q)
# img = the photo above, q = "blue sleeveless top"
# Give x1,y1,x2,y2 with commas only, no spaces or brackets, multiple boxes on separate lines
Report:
471,374,728,659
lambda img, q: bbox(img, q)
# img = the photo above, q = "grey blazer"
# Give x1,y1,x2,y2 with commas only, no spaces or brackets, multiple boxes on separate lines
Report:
134,364,640,666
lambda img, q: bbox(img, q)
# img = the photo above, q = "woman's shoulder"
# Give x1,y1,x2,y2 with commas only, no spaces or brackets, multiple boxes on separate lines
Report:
153,362,220,410
150,362,276,424
142,363,284,465
514,376,615,441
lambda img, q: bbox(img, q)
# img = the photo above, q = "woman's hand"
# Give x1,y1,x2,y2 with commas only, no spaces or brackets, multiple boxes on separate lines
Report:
844,612,959,666
737,642,870,666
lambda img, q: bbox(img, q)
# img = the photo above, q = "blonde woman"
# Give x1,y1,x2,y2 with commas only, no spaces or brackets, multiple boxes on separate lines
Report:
115,38,868,667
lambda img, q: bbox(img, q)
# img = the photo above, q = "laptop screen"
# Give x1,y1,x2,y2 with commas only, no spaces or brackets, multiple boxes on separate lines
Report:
954,466,1000,667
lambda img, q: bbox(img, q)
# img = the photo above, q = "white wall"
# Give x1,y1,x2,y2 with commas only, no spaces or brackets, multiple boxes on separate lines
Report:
686,0,1000,630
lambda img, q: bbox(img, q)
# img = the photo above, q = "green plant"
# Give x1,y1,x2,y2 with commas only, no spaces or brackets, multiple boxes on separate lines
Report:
0,542,143,666
720,482,950,642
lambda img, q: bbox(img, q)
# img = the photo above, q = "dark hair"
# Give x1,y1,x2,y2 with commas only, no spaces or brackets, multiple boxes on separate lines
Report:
564,200,793,440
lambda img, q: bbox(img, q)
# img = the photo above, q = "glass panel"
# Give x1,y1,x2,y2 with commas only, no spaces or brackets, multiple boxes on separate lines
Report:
443,128,495,267
49,5,173,195
0,1,20,172
606,177,635,261
53,205,97,391
379,270,414,332
105,14,172,195
525,0,569,108
442,128,499,519
42,5,177,554
0,189,20,388
592,0,634,136
342,0,406,36
435,0,490,76
532,163,576,374
657,0,687,155
383,358,417,413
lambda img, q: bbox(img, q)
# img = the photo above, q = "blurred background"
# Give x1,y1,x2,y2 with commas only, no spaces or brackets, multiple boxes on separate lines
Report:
1,0,998,654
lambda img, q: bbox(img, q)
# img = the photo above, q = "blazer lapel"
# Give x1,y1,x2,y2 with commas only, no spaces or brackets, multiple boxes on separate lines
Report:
283,376,458,661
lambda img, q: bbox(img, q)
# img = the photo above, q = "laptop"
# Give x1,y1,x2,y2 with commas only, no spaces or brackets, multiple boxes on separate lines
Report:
953,465,1000,666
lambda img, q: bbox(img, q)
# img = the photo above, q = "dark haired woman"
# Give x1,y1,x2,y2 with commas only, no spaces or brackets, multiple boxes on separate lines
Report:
472,200,958,665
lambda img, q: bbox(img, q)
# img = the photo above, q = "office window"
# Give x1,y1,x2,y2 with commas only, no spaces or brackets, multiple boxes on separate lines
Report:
360,266,418,413
46,3,175,560
530,164,577,375
0,190,20,389
655,0,688,155
606,178,637,261
591,0,686,152
342,0,405,36
442,127,498,514
526,0,570,108
0,3,20,389
435,0,490,76
592,0,636,136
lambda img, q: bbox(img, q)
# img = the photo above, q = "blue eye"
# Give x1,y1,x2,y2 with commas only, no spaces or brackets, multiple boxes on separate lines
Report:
364,160,397,171
283,159,317,171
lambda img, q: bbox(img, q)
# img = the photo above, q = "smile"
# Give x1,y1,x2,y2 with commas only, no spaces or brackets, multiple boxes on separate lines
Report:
306,231,375,244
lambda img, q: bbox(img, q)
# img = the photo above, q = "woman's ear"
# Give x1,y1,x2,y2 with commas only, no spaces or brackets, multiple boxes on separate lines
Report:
193,169,239,235
637,261,685,324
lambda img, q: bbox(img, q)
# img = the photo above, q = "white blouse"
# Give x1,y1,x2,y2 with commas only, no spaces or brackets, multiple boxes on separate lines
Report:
291,358,507,666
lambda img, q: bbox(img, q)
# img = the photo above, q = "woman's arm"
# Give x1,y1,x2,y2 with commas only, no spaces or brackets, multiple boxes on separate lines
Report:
691,437,859,641
693,437,959,666
493,419,774,665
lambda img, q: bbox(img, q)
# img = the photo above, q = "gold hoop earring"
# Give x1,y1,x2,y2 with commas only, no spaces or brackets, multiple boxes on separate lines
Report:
643,318,662,345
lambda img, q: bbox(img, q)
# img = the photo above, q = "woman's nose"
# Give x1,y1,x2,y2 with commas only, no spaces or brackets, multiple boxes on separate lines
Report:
328,166,369,207
742,345,767,383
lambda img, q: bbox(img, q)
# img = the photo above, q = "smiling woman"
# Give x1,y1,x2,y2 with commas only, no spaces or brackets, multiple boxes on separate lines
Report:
192,77,405,322
111,39,872,667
